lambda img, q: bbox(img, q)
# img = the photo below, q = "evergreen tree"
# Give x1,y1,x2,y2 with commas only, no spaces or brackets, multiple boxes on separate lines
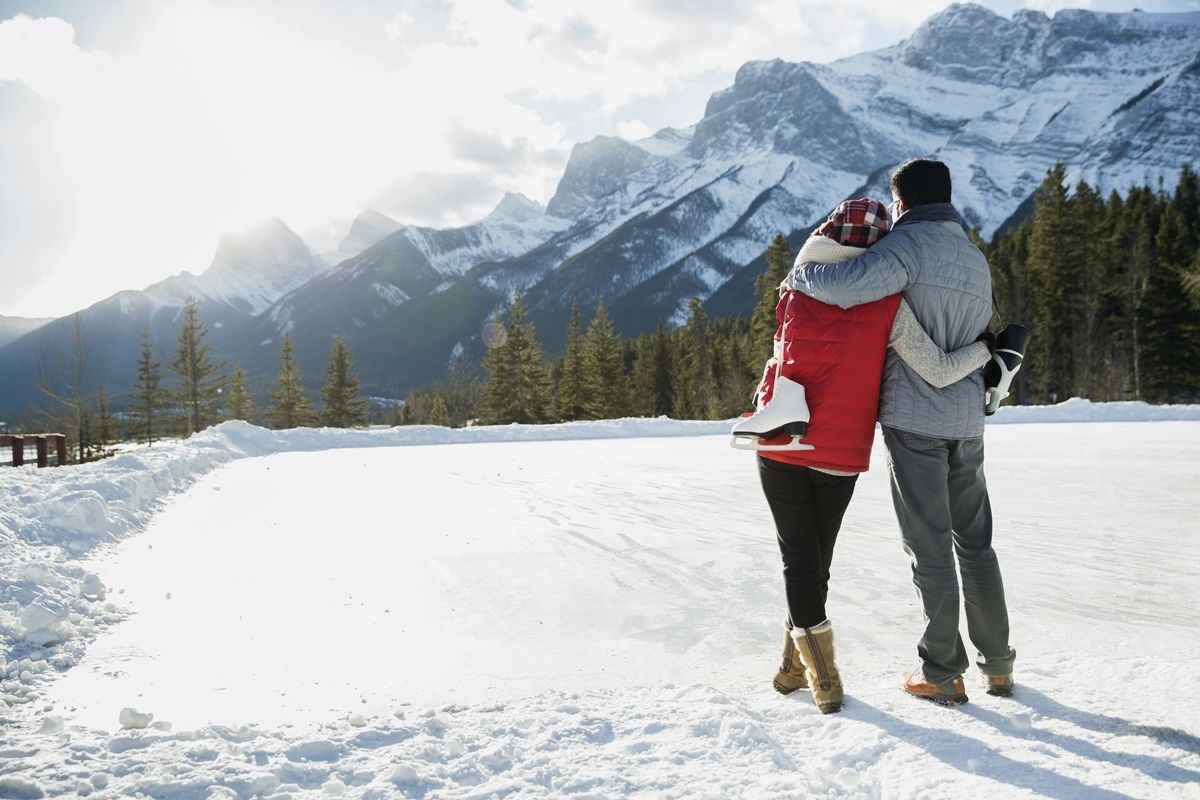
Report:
717,317,759,416
1090,191,1134,399
428,392,450,426
1024,164,1079,402
1177,173,1200,307
319,334,369,427
442,353,484,427
631,320,674,417
1124,186,1162,400
479,288,554,425
169,297,226,434
227,363,255,422
556,300,586,421
1173,162,1199,247
1070,180,1107,399
1140,206,1200,401
1183,246,1200,308
93,385,114,459
985,221,1034,401
673,298,714,419
751,235,793,356
581,300,630,420
267,332,316,429
128,328,168,445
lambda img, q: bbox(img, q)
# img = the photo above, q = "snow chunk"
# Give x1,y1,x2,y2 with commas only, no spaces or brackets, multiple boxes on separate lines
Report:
20,600,68,644
118,707,154,729
80,574,106,601
37,715,63,734
0,778,45,799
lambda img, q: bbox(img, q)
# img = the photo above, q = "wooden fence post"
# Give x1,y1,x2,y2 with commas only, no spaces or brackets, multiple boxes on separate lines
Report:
1,433,68,467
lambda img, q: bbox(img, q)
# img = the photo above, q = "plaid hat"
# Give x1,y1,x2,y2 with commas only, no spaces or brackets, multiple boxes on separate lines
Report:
818,197,891,248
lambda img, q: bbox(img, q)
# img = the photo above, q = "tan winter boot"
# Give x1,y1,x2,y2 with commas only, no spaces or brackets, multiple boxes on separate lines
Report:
772,623,809,695
792,619,843,714
902,667,968,705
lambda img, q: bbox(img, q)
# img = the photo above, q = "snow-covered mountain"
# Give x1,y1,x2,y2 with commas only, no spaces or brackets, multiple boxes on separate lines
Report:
511,4,1200,333
1,4,1196,412
243,192,572,390
144,217,329,316
0,218,327,413
325,209,404,267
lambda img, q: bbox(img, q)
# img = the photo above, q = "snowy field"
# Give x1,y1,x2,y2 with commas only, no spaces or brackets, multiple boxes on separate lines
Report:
2,399,1199,799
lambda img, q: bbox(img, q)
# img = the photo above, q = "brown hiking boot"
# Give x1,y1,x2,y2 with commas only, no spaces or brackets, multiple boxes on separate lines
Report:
772,624,809,695
792,620,843,714
902,668,968,705
984,674,1014,697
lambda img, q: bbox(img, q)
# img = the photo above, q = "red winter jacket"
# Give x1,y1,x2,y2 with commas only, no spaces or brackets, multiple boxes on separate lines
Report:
755,290,901,473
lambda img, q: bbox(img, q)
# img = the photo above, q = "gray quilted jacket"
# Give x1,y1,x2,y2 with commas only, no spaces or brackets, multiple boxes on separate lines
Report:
787,207,991,438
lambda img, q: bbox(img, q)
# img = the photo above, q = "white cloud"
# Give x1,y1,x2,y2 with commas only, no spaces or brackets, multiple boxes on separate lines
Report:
617,119,653,141
0,14,109,100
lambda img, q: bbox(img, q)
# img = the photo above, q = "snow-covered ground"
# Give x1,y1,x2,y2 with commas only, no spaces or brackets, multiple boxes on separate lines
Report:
2,399,1199,799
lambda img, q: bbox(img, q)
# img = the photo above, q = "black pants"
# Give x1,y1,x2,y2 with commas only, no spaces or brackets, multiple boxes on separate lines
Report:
758,457,859,629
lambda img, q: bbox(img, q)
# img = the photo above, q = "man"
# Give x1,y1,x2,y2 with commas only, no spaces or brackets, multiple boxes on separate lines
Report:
785,158,1016,704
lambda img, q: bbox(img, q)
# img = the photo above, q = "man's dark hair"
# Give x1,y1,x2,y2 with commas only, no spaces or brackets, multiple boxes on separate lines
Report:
890,159,952,206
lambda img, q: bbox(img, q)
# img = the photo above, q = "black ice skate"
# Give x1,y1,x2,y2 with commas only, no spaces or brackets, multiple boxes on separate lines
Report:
984,324,1033,415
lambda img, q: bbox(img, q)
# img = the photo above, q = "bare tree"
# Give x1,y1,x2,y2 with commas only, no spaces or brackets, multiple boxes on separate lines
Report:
34,313,98,462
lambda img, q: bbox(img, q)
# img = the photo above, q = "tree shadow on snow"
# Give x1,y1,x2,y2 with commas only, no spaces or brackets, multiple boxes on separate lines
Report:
852,701,1138,800
957,684,1200,786
959,701,1200,788
1009,685,1200,756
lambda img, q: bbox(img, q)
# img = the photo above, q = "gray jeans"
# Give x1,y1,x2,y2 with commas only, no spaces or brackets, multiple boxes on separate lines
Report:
882,425,1016,683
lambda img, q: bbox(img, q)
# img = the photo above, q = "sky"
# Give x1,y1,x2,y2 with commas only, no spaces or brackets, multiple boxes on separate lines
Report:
1,0,1197,319
1,406,1199,796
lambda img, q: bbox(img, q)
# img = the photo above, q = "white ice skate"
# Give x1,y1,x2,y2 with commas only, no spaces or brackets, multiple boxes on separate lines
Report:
730,376,815,452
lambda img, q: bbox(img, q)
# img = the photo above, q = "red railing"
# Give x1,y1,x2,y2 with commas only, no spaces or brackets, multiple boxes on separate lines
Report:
0,434,68,467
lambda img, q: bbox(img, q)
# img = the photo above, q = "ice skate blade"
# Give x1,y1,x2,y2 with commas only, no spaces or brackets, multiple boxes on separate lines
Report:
730,434,815,452
730,420,808,439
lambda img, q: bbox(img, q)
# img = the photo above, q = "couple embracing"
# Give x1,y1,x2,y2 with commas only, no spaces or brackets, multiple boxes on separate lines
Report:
737,158,1028,713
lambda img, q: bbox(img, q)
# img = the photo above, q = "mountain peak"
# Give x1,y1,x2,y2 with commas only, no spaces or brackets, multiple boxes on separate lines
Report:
632,126,693,158
199,218,325,314
213,217,305,262
352,208,403,232
338,209,404,259
487,192,544,223
896,3,1040,86
546,136,656,220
